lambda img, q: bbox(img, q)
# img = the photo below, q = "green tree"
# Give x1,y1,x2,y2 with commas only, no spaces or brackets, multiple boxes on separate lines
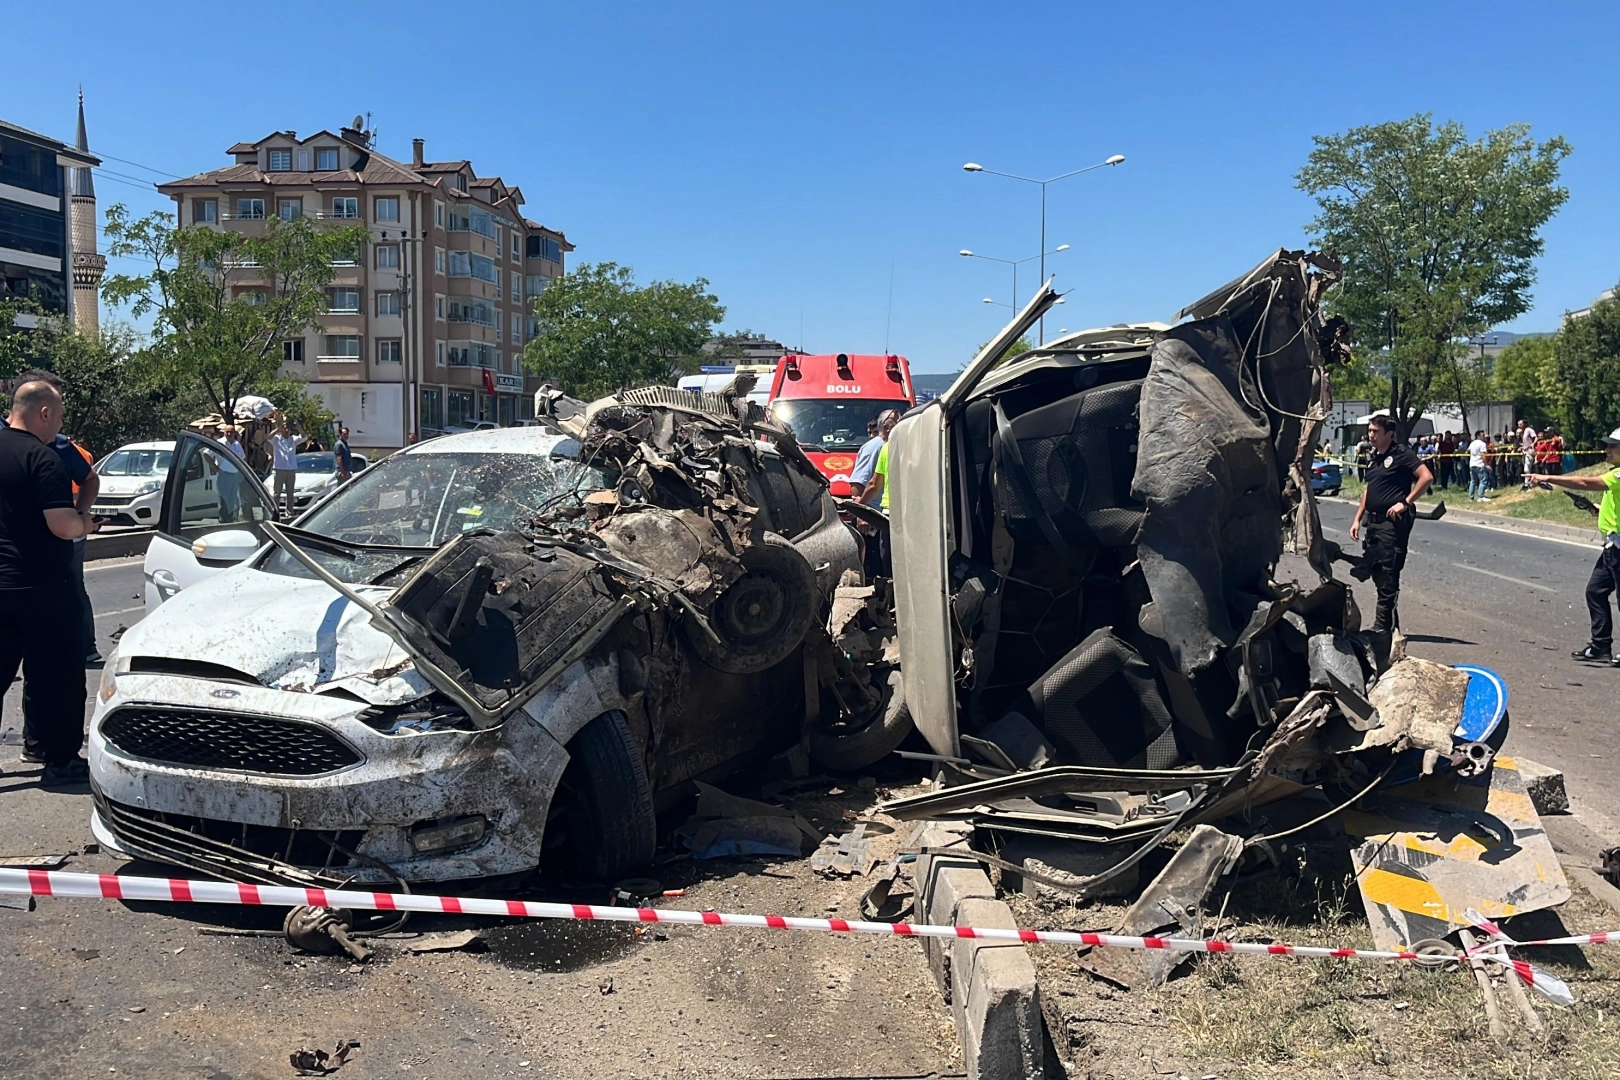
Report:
521,262,725,398
0,297,47,379
101,204,368,418
1492,335,1560,429
1296,115,1571,438
0,320,207,457
1553,290,1620,447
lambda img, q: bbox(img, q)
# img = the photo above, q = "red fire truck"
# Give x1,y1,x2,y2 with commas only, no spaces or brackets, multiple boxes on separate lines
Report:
767,353,915,496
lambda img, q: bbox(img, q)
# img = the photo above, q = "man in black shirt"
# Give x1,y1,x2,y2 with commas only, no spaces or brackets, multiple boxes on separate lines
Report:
1350,415,1433,634
0,378,101,785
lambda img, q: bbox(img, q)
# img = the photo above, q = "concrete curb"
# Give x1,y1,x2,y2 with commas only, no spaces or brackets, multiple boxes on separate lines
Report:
1318,495,1599,546
909,821,1058,1080
86,529,153,562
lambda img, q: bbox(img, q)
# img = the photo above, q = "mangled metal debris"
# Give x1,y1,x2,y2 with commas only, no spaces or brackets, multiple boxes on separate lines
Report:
881,249,1559,980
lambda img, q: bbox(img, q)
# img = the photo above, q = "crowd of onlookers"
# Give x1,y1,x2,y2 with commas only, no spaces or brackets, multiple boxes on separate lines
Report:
1349,420,1578,501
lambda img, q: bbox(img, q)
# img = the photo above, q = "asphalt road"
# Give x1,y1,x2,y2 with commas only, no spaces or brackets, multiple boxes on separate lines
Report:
1316,498,1620,832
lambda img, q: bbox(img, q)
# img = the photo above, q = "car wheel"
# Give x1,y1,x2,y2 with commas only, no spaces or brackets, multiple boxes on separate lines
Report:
1328,487,1341,497
682,531,817,674
559,711,657,881
808,668,914,771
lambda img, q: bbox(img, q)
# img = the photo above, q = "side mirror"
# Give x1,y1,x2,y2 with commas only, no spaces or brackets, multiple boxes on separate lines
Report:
191,529,261,564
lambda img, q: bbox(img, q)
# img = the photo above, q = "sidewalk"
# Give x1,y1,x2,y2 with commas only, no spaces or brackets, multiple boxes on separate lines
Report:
1318,494,1599,546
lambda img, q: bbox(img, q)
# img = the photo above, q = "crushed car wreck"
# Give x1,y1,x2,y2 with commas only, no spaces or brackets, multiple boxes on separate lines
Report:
882,250,1563,976
89,392,911,887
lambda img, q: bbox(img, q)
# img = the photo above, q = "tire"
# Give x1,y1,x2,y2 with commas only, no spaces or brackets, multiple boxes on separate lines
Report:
683,532,818,674
560,711,657,881
808,668,914,771
1327,487,1341,497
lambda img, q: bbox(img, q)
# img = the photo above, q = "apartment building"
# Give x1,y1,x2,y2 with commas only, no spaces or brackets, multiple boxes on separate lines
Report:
158,120,572,450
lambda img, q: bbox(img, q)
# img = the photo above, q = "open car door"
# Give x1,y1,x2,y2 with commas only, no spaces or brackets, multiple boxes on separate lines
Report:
144,431,278,610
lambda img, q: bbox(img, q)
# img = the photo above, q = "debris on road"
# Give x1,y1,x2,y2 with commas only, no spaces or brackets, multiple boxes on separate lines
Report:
811,824,878,878
289,1039,360,1076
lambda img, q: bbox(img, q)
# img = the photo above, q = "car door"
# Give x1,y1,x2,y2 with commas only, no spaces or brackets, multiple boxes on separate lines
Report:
144,431,278,610
889,284,1059,759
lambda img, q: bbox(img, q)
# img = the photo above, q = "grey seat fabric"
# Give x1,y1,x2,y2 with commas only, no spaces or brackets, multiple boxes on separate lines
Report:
1007,627,1180,770
997,381,1145,550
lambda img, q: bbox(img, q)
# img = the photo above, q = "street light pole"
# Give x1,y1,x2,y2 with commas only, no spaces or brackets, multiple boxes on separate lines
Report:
959,245,1069,313
963,154,1125,343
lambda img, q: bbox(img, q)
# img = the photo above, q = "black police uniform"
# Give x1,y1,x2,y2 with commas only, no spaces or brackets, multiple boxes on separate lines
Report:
1357,442,1422,632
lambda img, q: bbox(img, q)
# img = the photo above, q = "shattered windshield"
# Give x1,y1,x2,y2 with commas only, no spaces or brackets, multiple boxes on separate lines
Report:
770,399,910,452
260,451,612,584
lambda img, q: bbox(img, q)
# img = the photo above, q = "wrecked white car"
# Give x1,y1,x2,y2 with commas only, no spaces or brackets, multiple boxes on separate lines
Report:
89,393,908,888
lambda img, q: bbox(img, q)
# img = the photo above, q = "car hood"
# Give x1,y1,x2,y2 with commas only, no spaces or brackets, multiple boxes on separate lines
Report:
293,472,336,490
120,566,432,705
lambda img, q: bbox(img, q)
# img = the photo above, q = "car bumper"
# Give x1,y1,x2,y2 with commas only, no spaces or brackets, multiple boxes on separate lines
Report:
88,672,573,885
93,491,160,525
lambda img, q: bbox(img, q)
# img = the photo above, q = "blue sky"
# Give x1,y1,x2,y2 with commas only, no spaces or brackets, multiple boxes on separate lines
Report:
9,1,1618,372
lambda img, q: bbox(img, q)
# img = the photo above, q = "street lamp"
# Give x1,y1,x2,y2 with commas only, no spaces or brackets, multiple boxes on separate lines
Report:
963,153,1125,342
960,244,1069,310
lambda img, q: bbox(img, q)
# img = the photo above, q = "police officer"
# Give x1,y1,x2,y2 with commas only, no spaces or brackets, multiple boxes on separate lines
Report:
1529,426,1620,667
1350,415,1434,633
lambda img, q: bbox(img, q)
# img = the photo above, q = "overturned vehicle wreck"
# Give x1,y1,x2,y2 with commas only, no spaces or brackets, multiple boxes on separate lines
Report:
883,250,1562,961
89,390,909,886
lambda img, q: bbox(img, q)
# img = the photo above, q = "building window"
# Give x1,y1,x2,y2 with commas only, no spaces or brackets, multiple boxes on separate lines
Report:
511,233,520,262
297,148,309,171
525,274,550,297
452,174,467,193
377,339,402,364
322,335,362,359
435,294,445,320
496,323,503,342
494,273,502,300
375,244,400,270
421,388,443,430
434,247,445,274
325,288,360,313
268,149,292,171
447,298,496,327
495,226,503,253
283,339,305,364
235,198,265,220
374,197,399,222
315,147,339,171
329,197,358,219
511,313,521,339
193,198,218,224
526,236,562,261
434,202,444,228
239,290,267,306
277,198,302,221
510,271,521,300
448,390,474,428
447,252,497,282
435,341,445,367
376,291,400,316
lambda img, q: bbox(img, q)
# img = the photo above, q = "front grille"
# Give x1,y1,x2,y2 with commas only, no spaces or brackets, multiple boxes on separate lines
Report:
95,494,135,506
100,707,362,775
94,786,364,887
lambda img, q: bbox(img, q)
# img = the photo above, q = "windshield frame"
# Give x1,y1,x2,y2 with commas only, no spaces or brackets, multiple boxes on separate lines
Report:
99,448,173,477
255,447,610,585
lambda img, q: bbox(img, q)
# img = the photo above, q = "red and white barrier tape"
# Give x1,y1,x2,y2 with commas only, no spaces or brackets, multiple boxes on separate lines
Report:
0,869,1575,1003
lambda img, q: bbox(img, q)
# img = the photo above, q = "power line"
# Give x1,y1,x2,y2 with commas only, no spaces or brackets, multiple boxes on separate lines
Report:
94,151,180,179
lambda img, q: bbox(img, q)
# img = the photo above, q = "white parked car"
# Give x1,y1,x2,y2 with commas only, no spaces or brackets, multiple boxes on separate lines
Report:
92,441,178,526
288,450,370,509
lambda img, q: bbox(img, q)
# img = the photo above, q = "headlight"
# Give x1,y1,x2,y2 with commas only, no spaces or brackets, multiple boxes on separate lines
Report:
133,480,163,496
97,647,122,703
